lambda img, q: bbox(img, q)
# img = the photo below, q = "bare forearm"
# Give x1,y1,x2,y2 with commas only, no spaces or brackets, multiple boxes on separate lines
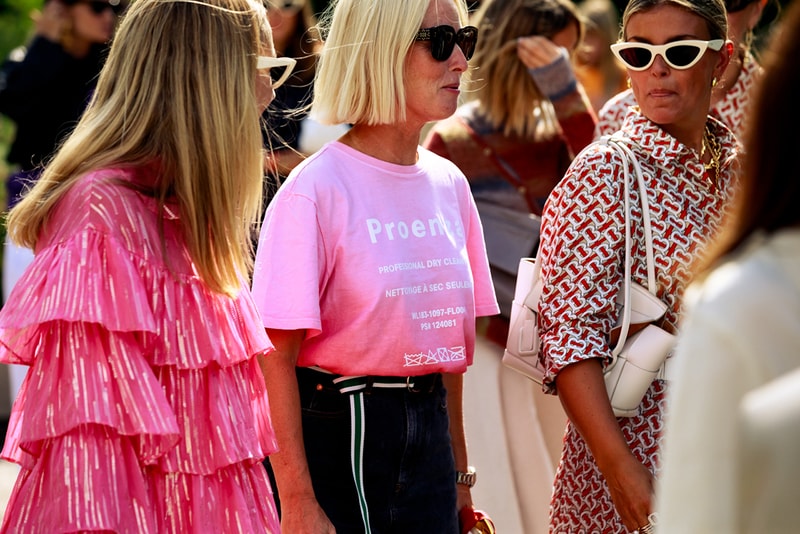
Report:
555,358,631,471
260,329,315,500
556,358,654,530
260,329,338,532
444,373,468,471
444,372,473,510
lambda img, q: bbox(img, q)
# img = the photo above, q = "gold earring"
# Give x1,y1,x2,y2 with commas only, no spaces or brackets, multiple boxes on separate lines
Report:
626,78,631,89
712,77,718,88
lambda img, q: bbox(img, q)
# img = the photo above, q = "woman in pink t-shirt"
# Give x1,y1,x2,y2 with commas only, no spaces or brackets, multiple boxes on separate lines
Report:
251,0,499,532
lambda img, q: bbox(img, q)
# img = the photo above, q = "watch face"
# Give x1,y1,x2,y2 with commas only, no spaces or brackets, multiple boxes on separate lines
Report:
457,470,476,487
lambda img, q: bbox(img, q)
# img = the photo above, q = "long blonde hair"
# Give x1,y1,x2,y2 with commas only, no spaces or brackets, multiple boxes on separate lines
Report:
7,0,270,296
467,0,584,140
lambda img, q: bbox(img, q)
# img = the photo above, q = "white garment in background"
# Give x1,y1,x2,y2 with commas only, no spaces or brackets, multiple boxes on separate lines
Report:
464,334,566,533
657,228,800,533
738,367,800,533
297,116,349,155
2,239,33,412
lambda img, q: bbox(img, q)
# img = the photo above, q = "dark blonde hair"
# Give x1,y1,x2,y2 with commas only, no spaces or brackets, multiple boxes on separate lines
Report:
467,0,584,140
621,0,728,41
7,0,271,296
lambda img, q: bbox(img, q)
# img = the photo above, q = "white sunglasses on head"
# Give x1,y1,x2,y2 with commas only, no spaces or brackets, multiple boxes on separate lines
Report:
610,39,724,71
256,56,297,89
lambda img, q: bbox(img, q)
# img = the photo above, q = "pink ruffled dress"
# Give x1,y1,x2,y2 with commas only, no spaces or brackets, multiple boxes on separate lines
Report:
0,167,280,533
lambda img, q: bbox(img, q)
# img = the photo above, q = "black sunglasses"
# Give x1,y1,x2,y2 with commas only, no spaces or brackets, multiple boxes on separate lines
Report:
78,0,125,15
415,25,478,61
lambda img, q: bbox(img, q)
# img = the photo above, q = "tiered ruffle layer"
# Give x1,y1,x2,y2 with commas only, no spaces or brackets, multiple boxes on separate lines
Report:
0,218,279,532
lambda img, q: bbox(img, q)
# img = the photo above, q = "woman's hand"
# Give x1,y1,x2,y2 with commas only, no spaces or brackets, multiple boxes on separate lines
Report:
601,447,656,531
34,0,69,43
516,35,567,70
456,484,473,515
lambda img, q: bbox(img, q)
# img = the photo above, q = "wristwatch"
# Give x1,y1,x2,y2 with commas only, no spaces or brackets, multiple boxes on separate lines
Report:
456,466,477,487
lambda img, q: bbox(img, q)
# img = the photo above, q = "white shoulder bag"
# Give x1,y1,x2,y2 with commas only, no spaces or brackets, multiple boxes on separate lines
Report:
502,136,675,417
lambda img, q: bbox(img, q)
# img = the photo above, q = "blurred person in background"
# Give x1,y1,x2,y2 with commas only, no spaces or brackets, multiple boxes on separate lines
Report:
574,0,628,112
657,2,800,530
425,0,595,329
0,0,122,436
422,0,595,530
597,0,771,139
260,0,347,199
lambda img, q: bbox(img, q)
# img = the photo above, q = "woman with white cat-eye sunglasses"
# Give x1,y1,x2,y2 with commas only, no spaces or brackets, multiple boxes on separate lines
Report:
540,0,737,533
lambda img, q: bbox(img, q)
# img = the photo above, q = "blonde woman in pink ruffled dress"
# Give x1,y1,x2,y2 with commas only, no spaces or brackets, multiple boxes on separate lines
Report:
0,0,289,531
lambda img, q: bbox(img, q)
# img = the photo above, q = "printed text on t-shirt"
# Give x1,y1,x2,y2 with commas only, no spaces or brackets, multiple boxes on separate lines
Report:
366,214,465,244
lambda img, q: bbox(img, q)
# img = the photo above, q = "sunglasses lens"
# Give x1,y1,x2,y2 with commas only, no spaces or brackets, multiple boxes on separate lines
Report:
271,65,288,82
458,28,477,60
431,27,457,61
665,44,702,67
417,26,478,61
618,47,652,69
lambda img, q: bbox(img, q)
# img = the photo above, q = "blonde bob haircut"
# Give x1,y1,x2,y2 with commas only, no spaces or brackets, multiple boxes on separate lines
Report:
7,0,271,296
312,0,469,126
467,0,584,141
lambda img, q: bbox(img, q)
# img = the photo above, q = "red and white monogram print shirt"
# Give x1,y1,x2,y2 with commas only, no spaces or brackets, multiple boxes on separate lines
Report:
539,111,739,533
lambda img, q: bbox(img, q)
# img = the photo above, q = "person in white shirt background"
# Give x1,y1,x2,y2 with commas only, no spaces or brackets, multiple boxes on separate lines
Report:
657,1,800,531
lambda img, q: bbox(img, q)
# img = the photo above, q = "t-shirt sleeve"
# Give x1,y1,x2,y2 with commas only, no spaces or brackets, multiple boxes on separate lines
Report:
251,189,324,337
463,181,500,318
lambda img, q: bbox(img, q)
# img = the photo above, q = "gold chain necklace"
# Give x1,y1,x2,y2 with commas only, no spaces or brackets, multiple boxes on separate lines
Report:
702,124,721,188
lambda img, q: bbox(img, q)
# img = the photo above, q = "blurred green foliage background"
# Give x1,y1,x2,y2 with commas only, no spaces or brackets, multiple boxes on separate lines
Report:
0,0,38,62
1,0,38,265
1,0,39,207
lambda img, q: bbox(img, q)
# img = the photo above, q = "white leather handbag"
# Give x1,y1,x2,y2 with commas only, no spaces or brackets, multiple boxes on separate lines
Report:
502,136,675,417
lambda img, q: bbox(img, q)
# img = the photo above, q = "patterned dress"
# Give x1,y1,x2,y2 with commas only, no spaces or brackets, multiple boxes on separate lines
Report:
537,112,739,533
597,52,762,139
0,167,280,533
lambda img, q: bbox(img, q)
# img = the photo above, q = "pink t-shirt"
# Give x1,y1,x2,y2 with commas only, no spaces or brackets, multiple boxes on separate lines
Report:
252,141,499,376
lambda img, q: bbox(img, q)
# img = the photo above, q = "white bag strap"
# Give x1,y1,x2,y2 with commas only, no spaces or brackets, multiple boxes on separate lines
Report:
612,137,656,291
519,136,656,359
522,254,543,310
607,135,655,359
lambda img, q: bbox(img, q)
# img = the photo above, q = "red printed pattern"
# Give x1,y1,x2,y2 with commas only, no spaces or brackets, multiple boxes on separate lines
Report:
538,114,739,532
